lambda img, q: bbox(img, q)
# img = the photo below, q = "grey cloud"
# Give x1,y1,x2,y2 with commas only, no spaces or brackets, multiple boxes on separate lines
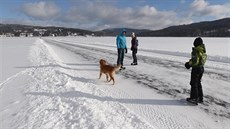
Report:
22,1,60,20
18,0,192,30
189,0,230,18
17,0,229,31
59,3,191,30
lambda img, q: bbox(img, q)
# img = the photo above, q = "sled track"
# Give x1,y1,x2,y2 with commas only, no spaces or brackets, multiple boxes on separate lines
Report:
59,39,230,64
44,39,230,119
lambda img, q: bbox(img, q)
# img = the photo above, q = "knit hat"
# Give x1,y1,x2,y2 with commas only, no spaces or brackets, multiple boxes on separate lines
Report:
193,37,203,47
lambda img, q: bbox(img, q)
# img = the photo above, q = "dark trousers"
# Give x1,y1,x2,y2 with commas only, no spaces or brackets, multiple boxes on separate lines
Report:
132,49,137,63
117,48,125,66
190,67,204,100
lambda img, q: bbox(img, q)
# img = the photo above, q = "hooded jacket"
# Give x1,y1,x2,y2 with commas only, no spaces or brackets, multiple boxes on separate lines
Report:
116,29,127,49
131,37,138,50
189,43,207,67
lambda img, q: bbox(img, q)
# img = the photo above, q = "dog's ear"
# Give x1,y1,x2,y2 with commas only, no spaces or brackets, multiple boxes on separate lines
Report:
99,59,102,64
99,59,106,65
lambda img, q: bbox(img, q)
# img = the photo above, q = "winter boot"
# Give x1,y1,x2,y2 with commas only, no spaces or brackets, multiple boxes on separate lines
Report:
186,98,198,105
131,63,138,65
198,98,203,103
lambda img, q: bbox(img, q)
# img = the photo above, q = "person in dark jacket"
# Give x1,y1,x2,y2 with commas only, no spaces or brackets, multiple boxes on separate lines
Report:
116,29,127,69
185,37,207,104
131,32,138,65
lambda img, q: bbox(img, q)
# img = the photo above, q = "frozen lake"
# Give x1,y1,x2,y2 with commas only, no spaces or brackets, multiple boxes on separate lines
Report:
0,37,36,82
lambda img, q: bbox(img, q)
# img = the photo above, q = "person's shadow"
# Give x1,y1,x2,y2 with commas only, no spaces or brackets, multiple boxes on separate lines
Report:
26,90,192,106
16,63,99,72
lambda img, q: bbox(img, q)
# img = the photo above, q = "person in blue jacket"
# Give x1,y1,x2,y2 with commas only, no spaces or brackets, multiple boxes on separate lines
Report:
116,29,127,69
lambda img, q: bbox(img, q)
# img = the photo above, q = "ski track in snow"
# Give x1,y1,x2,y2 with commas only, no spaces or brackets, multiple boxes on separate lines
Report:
0,70,26,90
48,38,229,82
3,38,229,129
58,39,230,64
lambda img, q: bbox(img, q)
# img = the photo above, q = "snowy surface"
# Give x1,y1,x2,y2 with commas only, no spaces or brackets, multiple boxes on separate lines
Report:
0,37,229,129
0,37,36,82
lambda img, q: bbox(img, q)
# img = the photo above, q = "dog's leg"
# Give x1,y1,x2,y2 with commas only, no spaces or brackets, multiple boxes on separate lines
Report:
108,75,112,82
106,74,109,82
111,76,115,85
99,72,102,79
109,73,115,85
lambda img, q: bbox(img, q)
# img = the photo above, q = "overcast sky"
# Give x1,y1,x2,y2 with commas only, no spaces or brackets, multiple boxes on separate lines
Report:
0,0,229,31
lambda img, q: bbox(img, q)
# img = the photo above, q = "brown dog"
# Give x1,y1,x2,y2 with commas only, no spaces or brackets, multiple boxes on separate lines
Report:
99,59,121,85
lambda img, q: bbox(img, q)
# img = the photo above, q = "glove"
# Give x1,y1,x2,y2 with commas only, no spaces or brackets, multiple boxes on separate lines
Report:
185,62,191,69
125,48,128,53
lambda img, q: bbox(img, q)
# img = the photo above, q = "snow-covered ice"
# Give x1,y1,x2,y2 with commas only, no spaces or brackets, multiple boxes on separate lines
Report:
0,37,229,129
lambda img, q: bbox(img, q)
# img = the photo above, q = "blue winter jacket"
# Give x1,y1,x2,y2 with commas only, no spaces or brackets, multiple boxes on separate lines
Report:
116,30,127,49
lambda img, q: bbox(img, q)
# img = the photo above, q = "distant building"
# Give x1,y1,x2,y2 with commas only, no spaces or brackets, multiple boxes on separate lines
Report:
34,28,47,36
6,33,14,37
0,33,14,37
27,33,33,37
20,33,27,37
14,30,22,32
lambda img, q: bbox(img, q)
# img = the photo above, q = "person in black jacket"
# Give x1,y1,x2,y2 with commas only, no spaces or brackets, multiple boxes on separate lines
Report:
131,32,138,65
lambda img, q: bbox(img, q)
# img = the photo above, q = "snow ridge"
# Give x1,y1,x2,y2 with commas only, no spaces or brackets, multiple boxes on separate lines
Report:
11,39,154,129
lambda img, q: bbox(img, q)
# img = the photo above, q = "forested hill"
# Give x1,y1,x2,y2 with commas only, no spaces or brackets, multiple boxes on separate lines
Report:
1,18,229,37
138,18,230,37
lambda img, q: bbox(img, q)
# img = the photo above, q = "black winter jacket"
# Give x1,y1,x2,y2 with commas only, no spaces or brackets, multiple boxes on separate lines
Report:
131,37,138,51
